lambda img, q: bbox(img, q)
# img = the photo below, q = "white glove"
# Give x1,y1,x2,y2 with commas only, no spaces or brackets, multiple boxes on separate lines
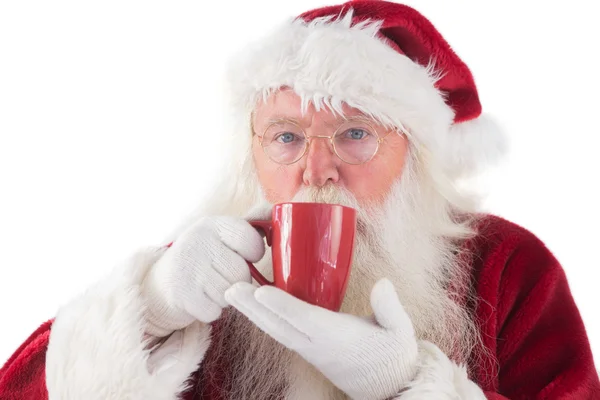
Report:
225,278,419,400
142,216,265,337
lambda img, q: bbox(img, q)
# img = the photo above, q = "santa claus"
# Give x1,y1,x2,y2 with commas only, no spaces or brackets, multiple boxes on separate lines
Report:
1,1,598,399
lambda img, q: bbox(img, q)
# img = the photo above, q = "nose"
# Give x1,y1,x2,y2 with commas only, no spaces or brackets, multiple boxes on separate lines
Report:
302,137,340,187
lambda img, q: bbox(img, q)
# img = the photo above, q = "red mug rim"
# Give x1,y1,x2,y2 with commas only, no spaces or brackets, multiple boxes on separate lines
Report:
272,202,356,211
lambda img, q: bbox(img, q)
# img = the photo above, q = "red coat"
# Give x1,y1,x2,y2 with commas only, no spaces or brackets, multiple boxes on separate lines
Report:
1,215,599,399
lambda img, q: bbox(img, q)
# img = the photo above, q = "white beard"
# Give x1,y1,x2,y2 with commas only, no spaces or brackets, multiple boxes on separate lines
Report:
198,158,481,400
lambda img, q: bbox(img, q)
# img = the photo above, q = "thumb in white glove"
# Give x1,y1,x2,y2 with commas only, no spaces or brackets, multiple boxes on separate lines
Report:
142,216,265,337
243,201,273,222
225,278,419,400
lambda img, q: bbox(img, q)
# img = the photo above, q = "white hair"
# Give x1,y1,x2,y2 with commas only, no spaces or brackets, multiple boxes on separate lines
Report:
171,89,492,398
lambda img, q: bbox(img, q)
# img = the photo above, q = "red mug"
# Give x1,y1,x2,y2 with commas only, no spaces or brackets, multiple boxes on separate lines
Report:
247,202,356,312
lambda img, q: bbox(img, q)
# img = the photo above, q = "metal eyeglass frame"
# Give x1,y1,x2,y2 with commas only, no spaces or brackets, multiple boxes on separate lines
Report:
255,119,393,165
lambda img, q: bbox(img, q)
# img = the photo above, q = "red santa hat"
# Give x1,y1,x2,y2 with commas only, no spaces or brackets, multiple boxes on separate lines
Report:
226,0,507,178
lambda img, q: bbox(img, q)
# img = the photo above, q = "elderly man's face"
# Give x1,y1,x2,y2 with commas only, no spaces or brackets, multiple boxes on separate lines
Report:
252,90,409,204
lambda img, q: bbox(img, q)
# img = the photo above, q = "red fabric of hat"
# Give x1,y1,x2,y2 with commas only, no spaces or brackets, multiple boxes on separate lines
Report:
300,0,481,124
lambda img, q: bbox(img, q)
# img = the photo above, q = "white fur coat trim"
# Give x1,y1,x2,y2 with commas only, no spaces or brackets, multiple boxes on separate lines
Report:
396,341,487,399
45,247,211,400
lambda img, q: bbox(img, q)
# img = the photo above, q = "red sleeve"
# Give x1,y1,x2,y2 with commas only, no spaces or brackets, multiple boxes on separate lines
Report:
470,217,600,399
484,393,509,400
0,320,52,400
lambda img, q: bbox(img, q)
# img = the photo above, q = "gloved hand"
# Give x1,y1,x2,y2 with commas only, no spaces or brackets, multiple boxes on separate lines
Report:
142,216,266,337
225,278,419,400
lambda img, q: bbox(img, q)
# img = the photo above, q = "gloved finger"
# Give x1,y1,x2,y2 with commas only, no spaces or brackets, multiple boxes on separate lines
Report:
214,217,266,262
209,243,252,284
182,291,222,324
370,278,414,334
225,282,308,349
201,268,234,308
252,284,337,338
243,201,273,221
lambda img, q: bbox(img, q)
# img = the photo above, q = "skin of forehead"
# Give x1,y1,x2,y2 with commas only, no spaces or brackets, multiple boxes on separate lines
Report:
252,88,393,134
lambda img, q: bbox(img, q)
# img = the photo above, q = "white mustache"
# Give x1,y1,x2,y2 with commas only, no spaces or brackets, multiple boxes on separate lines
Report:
292,184,358,206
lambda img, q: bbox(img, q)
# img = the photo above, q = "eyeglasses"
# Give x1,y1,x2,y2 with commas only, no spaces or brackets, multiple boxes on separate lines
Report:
255,118,392,165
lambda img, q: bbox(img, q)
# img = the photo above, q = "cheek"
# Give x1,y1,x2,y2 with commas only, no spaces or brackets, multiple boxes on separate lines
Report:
253,141,303,203
340,165,396,202
341,138,408,203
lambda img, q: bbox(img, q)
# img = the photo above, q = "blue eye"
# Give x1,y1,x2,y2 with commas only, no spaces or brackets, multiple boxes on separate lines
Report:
345,129,367,140
276,132,297,143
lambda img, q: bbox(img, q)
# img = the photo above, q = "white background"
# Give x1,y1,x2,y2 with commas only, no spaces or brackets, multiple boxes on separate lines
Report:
1,0,599,372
